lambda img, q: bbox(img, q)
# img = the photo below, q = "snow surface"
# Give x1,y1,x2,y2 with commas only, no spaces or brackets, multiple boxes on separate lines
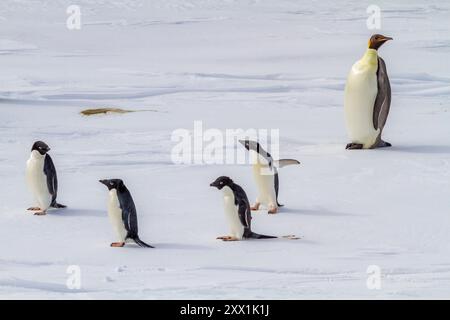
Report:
1,0,450,299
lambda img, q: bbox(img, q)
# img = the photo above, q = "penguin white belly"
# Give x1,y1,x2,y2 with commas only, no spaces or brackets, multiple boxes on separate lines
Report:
108,190,128,243
252,164,276,207
344,61,380,148
26,157,52,210
222,186,244,239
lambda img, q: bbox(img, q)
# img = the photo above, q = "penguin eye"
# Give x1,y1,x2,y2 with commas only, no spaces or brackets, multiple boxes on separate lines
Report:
110,182,113,186
220,182,223,185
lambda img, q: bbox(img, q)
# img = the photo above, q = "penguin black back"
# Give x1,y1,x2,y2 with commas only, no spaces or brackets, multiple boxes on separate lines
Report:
99,179,154,248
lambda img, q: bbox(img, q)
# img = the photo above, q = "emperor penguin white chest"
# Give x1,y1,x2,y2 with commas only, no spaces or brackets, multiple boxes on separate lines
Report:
107,189,128,242
250,151,276,207
26,151,52,210
222,186,244,239
344,49,381,148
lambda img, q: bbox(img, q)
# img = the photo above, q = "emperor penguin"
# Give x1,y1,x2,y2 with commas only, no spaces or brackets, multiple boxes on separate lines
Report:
99,179,153,248
210,176,277,241
344,34,393,149
239,140,300,214
26,141,66,215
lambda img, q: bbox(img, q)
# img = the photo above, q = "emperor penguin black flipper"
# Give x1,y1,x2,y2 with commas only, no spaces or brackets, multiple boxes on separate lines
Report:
239,140,300,213
99,179,154,248
210,176,276,241
373,56,392,148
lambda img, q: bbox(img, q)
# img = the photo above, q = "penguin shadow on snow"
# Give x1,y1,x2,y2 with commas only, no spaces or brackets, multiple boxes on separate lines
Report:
50,207,105,217
277,207,356,217
150,243,213,250
390,145,450,155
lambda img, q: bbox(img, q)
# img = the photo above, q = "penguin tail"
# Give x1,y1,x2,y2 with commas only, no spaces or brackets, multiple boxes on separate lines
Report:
277,202,284,207
132,236,154,248
51,202,67,208
248,232,277,239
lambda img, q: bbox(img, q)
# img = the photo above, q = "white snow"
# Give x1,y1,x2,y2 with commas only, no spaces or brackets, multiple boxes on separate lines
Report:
1,0,450,299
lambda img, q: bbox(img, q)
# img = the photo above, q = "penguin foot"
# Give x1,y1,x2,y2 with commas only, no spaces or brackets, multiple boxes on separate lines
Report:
110,242,125,247
268,207,278,214
217,236,238,241
27,207,41,211
217,236,232,240
250,203,260,210
282,235,300,240
346,143,364,150
222,237,239,242
34,210,47,216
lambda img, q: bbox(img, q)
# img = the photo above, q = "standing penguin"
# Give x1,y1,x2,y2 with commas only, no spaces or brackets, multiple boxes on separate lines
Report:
99,179,153,248
239,140,300,214
345,34,393,150
26,141,66,215
210,176,277,241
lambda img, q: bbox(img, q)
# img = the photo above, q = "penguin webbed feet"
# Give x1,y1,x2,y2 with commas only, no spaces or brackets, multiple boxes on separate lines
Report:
111,242,125,247
217,236,239,241
34,210,47,216
268,206,278,214
250,203,260,211
345,143,364,150
27,207,41,211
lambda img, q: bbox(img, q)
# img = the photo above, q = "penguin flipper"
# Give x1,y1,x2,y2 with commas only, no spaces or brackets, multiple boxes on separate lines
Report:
274,173,283,207
117,188,139,236
273,159,300,168
44,154,58,204
373,57,391,133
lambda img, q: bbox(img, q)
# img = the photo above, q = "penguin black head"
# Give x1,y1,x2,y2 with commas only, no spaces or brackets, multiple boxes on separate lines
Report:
99,179,125,191
239,139,261,153
368,34,393,50
210,176,233,190
31,141,51,155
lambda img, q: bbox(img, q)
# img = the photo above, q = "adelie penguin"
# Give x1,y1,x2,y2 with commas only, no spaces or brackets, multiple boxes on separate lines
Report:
26,141,66,215
99,179,153,248
345,34,393,150
239,140,300,214
210,176,298,241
